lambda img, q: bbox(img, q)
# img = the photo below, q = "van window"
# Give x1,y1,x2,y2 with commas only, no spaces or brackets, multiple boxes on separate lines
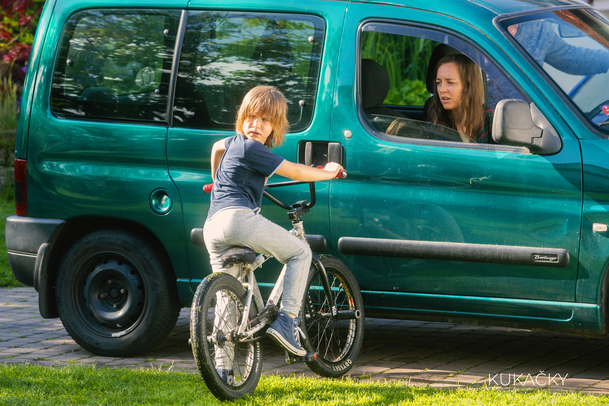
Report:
504,9,609,133
51,10,181,123
173,12,324,132
359,23,523,144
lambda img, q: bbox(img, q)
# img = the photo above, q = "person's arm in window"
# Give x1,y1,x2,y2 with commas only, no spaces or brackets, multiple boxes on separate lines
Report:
513,21,609,76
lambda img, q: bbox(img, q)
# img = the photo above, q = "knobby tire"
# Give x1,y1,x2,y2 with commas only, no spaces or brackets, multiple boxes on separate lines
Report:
302,255,364,377
190,273,263,400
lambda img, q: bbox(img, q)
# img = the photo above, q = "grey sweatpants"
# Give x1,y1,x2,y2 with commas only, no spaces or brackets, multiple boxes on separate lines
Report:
203,207,311,317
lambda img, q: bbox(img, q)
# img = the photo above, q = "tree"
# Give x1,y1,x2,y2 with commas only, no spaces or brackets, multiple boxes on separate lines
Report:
0,0,46,91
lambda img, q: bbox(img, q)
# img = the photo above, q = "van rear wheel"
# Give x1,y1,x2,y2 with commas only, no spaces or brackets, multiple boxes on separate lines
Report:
55,230,180,356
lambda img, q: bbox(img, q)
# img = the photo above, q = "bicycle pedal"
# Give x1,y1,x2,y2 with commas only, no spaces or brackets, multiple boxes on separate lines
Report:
285,351,317,364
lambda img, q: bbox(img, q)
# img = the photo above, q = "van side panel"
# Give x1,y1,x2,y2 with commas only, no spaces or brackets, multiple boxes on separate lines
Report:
578,140,609,306
24,1,191,283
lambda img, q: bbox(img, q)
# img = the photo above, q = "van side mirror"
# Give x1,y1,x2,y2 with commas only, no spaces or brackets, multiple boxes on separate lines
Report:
492,99,562,155
559,24,585,39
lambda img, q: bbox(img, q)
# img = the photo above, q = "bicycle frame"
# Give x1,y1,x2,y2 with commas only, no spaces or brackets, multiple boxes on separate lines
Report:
231,180,337,341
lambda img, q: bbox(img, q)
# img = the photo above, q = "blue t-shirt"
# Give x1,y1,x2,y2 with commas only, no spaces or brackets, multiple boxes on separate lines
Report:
207,134,285,219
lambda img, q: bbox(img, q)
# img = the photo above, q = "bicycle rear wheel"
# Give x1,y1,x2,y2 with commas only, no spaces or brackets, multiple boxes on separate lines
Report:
302,255,364,377
190,272,263,400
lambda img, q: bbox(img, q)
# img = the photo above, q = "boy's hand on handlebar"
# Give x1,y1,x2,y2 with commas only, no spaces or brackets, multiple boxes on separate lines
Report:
317,162,347,179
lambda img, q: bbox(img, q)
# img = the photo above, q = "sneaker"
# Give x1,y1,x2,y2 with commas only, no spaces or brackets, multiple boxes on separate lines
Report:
218,368,234,385
267,312,306,357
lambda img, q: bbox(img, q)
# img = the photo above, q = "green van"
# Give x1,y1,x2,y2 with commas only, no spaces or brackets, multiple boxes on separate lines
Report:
8,0,609,356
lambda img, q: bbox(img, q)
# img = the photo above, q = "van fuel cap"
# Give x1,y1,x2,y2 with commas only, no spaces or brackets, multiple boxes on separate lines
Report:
150,189,173,215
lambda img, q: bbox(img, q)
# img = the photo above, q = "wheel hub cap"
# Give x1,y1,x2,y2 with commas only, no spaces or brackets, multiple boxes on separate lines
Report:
84,258,145,329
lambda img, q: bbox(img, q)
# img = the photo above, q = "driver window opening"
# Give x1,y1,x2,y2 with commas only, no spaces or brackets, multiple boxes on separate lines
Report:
360,28,522,144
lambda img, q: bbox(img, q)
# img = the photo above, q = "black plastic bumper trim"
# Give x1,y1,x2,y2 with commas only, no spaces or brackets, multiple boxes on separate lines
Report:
6,216,65,252
5,216,65,287
7,251,36,286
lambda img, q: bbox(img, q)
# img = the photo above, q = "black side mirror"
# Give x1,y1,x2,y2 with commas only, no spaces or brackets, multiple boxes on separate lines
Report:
492,99,562,155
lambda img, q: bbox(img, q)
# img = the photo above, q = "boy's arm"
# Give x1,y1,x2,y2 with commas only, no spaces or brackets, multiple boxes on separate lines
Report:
210,139,226,181
275,161,342,181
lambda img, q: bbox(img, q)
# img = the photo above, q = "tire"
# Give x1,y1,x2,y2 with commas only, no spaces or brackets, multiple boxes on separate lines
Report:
55,230,180,357
190,272,263,401
302,255,364,377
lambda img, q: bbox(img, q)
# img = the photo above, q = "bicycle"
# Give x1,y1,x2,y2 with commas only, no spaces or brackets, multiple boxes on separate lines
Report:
189,177,364,400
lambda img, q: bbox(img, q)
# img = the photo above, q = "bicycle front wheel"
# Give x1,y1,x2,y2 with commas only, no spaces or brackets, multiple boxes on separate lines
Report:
302,255,364,377
190,272,263,401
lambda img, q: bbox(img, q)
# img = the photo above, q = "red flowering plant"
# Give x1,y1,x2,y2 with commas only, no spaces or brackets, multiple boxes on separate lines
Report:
0,0,45,89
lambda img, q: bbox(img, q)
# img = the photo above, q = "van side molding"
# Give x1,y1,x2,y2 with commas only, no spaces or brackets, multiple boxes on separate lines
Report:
338,237,570,268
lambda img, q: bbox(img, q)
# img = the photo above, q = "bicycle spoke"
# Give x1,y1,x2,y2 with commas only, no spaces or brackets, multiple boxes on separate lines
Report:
205,287,255,387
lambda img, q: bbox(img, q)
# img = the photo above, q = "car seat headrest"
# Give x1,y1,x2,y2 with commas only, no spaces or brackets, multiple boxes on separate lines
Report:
361,59,390,110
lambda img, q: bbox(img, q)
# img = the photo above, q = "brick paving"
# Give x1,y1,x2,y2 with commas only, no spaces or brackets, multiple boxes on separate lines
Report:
2,287,609,394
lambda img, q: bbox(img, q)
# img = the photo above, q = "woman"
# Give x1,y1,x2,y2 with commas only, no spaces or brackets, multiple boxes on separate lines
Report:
427,53,493,143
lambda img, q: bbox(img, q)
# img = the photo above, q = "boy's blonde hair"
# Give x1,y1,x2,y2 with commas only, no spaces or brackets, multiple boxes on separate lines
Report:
236,86,289,148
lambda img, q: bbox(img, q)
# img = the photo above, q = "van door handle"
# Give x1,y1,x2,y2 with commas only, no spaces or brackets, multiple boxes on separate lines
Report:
328,142,343,165
301,142,344,167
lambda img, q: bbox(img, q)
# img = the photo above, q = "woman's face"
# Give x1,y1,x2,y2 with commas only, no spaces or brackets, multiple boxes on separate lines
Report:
436,62,464,112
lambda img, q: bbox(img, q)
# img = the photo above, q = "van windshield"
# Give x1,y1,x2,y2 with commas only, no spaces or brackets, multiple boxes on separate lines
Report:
503,8,609,132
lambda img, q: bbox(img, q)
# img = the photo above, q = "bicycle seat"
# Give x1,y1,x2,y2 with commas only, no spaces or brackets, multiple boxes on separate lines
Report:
221,247,257,268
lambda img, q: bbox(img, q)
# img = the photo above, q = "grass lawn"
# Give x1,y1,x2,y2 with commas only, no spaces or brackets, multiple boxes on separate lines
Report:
1,364,608,406
0,197,19,288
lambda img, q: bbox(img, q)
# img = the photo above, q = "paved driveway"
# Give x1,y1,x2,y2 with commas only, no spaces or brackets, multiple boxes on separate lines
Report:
2,287,609,394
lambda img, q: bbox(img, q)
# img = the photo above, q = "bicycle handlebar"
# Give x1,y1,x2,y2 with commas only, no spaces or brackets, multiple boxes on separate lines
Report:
264,180,316,210
203,168,347,211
